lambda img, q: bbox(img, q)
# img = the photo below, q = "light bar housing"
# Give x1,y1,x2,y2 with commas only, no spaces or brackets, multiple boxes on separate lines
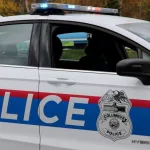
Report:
31,3,119,16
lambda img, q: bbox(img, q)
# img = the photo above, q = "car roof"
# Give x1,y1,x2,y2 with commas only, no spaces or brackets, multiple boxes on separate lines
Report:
0,14,147,24
0,14,149,50
51,13,148,25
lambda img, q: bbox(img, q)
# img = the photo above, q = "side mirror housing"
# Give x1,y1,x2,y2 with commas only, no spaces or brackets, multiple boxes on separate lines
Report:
116,59,150,85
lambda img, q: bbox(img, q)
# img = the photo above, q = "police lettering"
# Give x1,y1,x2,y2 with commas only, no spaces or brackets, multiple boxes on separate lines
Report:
0,92,89,127
103,113,127,123
106,130,122,136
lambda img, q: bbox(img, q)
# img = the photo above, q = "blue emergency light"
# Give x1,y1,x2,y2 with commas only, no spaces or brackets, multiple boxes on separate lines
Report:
31,3,119,16
40,3,48,9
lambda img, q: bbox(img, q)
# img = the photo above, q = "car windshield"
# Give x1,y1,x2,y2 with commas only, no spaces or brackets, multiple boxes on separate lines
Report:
117,23,150,43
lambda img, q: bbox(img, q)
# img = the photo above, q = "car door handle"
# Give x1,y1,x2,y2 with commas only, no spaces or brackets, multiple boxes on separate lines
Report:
47,78,76,85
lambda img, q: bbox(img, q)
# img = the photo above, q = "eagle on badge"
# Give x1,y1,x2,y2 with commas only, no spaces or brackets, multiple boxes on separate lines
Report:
97,90,132,142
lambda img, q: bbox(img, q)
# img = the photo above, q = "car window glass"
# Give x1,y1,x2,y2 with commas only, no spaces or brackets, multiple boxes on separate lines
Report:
125,47,138,58
51,24,146,73
52,25,124,72
0,24,33,66
57,32,88,60
142,51,150,60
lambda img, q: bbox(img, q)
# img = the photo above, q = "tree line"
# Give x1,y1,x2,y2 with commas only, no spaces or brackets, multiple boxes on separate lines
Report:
0,0,150,21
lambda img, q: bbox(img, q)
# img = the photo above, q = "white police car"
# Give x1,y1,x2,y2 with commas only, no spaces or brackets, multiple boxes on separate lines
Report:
0,2,149,150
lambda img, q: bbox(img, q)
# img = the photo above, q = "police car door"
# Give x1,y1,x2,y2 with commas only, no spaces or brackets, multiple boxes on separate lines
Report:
39,22,150,150
0,22,41,150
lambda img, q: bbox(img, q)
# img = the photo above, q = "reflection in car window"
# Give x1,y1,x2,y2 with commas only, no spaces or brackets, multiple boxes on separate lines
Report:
0,24,33,66
117,23,150,43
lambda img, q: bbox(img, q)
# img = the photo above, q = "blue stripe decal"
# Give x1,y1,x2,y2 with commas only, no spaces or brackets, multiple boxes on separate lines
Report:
0,96,149,136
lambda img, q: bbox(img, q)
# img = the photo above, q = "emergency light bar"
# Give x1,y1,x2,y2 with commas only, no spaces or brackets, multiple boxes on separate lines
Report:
31,3,119,16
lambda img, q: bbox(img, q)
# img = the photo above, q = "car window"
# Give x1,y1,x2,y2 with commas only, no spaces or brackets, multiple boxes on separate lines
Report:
57,32,88,60
51,24,124,72
0,24,33,66
51,24,149,73
142,51,150,60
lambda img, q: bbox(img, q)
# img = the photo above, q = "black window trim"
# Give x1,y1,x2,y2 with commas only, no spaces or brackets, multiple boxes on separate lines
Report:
39,22,51,68
40,20,150,68
0,20,42,67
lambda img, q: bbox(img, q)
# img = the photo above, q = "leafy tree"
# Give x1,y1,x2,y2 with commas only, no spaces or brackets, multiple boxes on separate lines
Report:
0,0,150,21
0,0,22,16
146,10,150,21
102,0,119,9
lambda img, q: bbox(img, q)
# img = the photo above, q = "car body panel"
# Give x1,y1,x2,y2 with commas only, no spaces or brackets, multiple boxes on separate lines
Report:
39,68,150,150
0,65,39,150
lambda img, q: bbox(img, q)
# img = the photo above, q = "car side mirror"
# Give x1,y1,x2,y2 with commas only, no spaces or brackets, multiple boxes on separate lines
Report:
116,59,150,85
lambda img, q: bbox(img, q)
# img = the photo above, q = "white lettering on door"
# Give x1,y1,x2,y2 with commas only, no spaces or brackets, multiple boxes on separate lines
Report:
39,95,62,123
65,97,89,126
1,92,18,120
24,94,33,121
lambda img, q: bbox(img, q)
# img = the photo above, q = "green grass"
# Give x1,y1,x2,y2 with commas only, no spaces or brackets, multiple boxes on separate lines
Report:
61,49,137,60
62,41,74,47
126,49,137,58
61,49,85,60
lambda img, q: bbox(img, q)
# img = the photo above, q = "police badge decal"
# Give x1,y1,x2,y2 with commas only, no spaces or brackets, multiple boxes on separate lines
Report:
97,90,132,142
